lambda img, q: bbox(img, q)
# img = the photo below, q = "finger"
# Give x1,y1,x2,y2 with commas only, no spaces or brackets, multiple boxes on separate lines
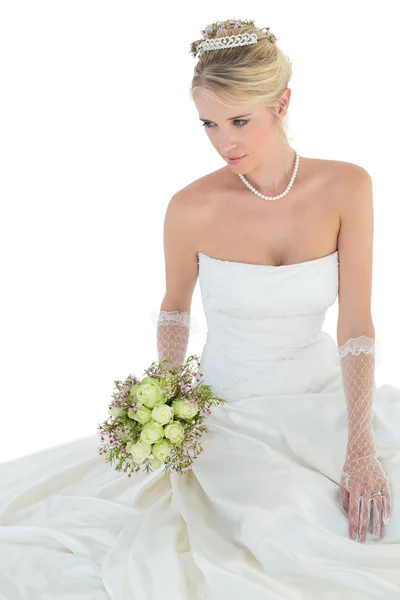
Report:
381,481,392,525
340,484,350,513
370,494,383,538
348,492,362,542
358,494,370,543
367,497,375,533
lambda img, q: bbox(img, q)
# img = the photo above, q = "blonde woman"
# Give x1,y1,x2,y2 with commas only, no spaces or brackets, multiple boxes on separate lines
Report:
1,18,399,600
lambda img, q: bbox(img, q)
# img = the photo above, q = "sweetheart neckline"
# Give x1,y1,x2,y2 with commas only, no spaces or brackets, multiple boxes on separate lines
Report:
197,249,339,269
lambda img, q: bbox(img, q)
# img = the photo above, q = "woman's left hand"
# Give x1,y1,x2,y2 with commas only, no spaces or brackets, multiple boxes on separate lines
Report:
339,454,392,543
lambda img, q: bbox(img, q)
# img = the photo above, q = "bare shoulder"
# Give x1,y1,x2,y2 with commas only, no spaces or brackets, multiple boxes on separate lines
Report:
166,168,224,237
171,167,226,204
324,159,372,218
305,156,370,184
301,157,371,217
326,158,371,183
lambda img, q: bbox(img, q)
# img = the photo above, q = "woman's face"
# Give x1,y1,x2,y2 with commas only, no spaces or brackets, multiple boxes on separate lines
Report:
194,88,290,170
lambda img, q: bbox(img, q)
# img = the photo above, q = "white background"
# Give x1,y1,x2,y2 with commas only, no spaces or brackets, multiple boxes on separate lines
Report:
0,2,398,461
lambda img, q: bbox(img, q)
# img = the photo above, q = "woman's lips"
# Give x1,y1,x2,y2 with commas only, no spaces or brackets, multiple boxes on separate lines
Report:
226,155,246,164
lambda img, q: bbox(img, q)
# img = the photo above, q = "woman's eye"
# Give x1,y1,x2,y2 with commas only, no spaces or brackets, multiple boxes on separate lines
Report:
202,119,248,128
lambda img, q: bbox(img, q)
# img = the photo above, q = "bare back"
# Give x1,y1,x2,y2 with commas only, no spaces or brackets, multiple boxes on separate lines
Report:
192,156,342,267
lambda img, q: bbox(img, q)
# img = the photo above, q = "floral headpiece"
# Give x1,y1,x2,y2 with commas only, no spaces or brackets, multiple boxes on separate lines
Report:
190,18,277,59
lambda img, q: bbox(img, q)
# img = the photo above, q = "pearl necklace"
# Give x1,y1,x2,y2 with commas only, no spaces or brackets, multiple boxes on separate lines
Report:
238,149,300,201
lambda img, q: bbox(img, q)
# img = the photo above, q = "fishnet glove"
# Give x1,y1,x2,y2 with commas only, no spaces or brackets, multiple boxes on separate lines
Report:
156,310,190,371
338,335,392,543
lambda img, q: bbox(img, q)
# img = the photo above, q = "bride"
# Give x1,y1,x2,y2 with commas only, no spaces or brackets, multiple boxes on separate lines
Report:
1,17,400,600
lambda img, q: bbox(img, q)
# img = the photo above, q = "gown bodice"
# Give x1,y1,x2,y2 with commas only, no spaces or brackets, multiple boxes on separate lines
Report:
197,249,340,397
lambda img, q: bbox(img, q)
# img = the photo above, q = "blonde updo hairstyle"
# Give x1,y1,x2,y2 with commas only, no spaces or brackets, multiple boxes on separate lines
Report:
190,19,293,144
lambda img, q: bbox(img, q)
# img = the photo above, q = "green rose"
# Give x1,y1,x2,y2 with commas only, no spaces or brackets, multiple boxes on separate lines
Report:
128,405,152,425
137,377,167,409
152,403,174,425
152,439,173,462
164,420,185,445
108,405,125,417
139,420,164,445
127,440,152,465
172,398,199,421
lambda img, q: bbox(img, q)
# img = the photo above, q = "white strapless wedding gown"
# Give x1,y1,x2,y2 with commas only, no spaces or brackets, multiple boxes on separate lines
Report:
2,249,400,600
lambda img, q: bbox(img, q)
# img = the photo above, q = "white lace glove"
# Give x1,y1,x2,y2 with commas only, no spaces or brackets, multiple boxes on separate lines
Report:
156,310,190,371
338,335,392,543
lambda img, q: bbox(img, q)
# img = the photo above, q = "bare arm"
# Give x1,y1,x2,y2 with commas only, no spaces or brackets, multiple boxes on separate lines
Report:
160,189,201,313
157,188,203,369
336,163,374,344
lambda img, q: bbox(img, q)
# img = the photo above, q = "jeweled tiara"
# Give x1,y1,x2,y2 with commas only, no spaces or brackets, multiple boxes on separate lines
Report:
190,19,277,58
